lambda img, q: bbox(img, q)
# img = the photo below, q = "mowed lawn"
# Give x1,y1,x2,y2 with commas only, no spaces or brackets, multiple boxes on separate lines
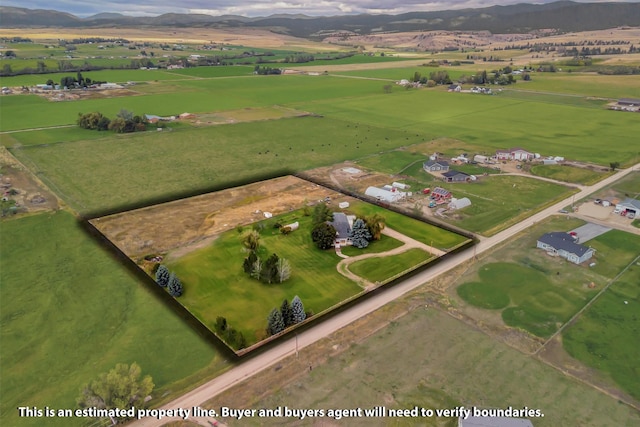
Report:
346,201,470,250
348,248,433,283
563,261,640,401
166,213,362,345
530,164,611,185
0,211,226,427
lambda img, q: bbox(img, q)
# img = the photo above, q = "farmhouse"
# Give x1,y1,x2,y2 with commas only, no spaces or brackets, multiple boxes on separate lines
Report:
536,232,594,265
448,84,462,92
612,98,640,112
423,160,450,172
329,212,355,246
615,198,640,216
365,186,406,203
442,170,471,183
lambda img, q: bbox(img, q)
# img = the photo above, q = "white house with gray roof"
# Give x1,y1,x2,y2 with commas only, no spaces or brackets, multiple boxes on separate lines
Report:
329,212,356,247
537,232,594,264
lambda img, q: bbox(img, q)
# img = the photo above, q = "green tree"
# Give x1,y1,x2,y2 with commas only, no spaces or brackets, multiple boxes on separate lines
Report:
261,253,280,284
215,316,227,333
108,117,127,133
167,273,183,297
311,222,336,250
267,307,285,335
280,299,293,328
291,296,306,324
243,251,258,274
155,265,170,287
312,202,333,226
77,362,154,424
349,218,372,248
241,230,261,252
609,161,620,171
365,213,386,241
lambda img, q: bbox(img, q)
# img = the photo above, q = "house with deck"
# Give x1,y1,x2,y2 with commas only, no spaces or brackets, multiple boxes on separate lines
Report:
423,160,450,172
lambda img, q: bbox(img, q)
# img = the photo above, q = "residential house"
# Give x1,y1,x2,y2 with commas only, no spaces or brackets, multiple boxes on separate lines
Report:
537,232,594,264
448,84,462,92
423,160,450,172
329,212,355,246
442,170,471,183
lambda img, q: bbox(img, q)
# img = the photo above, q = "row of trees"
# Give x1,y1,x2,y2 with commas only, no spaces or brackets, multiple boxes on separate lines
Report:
242,251,291,284
214,316,247,350
267,296,306,336
155,265,184,297
77,109,148,133
409,70,452,85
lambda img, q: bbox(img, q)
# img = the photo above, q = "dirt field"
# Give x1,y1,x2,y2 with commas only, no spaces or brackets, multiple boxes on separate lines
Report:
0,146,59,213
0,27,334,50
91,175,349,260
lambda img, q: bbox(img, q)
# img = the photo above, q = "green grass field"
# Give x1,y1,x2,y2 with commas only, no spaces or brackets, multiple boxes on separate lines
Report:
563,260,640,401
530,164,611,185
0,211,228,427
166,212,363,345
10,116,426,213
226,308,640,427
458,262,592,337
340,234,403,256
348,248,433,283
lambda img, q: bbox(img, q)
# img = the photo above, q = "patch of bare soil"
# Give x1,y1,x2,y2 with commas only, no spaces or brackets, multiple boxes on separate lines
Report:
0,147,59,214
91,176,351,261
34,88,141,102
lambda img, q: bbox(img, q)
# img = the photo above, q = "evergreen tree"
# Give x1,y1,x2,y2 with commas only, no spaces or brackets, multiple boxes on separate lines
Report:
311,222,336,250
312,202,333,226
349,218,372,248
291,296,306,324
267,307,285,335
167,273,183,297
243,251,258,274
280,299,293,327
261,253,280,284
155,265,170,287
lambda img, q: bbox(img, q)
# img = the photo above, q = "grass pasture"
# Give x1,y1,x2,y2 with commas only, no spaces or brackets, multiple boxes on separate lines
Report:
530,164,611,185
222,308,640,427
165,212,363,346
340,234,404,256
0,211,227,427
10,116,427,213
563,260,640,401
457,262,590,337
348,248,433,283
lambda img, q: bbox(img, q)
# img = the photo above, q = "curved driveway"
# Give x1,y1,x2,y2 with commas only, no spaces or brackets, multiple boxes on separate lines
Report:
131,164,638,427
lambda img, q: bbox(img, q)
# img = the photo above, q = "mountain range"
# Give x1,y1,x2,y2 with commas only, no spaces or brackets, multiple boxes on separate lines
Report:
1,2,639,38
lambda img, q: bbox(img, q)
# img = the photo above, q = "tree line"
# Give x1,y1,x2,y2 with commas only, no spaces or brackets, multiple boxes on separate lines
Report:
77,109,149,133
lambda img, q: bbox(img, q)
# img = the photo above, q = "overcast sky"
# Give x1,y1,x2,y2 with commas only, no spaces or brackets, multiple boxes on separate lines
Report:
4,0,638,18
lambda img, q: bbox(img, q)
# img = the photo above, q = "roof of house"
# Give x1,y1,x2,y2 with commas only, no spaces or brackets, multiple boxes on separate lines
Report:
442,170,470,178
424,160,449,167
432,187,451,197
538,232,592,257
618,198,640,210
460,416,534,427
330,212,351,238
510,147,531,153
618,98,640,105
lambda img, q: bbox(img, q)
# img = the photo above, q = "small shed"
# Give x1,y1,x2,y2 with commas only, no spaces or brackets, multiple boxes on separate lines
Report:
283,221,299,231
338,202,350,209
392,182,409,190
473,155,489,163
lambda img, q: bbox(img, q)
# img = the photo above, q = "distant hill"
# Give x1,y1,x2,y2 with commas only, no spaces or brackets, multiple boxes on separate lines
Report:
1,2,640,37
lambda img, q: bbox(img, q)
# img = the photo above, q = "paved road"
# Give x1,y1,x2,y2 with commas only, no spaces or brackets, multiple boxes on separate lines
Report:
131,165,638,427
